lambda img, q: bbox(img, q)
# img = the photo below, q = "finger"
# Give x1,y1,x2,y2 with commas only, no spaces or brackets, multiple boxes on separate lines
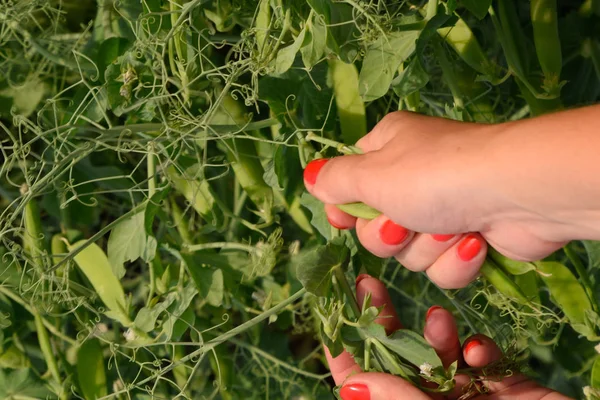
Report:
425,234,487,289
394,233,463,272
325,203,357,230
355,274,403,334
324,345,362,387
338,372,431,400
355,215,414,258
355,111,408,152
423,306,461,368
462,334,530,394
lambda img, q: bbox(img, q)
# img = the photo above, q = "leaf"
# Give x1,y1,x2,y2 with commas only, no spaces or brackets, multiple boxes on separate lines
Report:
0,78,48,117
379,330,444,369
392,57,430,97
359,31,420,101
162,282,198,341
460,0,492,20
301,13,327,69
0,368,52,399
295,237,349,297
300,192,331,241
134,292,177,332
145,186,170,235
184,256,224,307
107,210,147,279
275,27,306,75
77,339,107,400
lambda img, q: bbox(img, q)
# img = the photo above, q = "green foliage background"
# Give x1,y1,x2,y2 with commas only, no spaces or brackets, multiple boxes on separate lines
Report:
1,0,600,399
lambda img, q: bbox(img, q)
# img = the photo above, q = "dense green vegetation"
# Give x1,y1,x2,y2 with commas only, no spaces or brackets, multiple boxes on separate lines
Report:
1,0,600,398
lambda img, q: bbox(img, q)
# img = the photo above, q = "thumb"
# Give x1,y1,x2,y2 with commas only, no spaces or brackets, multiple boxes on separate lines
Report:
303,154,379,206
338,372,431,400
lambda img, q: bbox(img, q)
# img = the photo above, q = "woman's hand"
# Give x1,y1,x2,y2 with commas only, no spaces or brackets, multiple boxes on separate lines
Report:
303,109,600,289
327,274,572,400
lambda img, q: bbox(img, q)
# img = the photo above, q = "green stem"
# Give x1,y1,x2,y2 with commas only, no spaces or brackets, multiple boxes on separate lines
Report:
334,265,361,318
110,288,307,397
564,245,599,313
33,312,61,383
183,241,257,254
305,132,361,155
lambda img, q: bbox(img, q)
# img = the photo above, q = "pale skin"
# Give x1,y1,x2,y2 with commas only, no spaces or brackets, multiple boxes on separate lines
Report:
303,105,600,398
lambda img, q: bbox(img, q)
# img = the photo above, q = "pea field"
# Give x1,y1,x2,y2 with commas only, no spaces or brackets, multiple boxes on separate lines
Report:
1,0,600,399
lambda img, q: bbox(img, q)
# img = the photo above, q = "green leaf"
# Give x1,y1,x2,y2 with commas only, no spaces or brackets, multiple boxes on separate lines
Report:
0,368,52,399
145,186,170,235
301,13,327,69
275,27,306,75
300,192,331,241
77,339,107,400
359,31,420,101
392,57,430,97
460,0,492,20
134,293,177,332
107,210,147,279
0,78,48,117
295,237,349,297
184,256,224,307
379,330,444,370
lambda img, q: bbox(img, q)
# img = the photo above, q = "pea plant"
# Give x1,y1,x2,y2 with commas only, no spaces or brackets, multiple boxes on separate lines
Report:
1,0,600,399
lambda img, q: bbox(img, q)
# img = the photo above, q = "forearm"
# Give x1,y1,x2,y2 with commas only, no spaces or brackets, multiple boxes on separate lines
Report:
482,104,600,241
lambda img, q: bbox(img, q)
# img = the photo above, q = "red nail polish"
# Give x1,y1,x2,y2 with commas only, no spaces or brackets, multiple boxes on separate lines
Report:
379,220,409,245
457,234,481,261
426,305,443,320
327,216,347,230
340,383,370,400
303,159,329,186
355,274,371,285
464,339,482,355
432,234,454,242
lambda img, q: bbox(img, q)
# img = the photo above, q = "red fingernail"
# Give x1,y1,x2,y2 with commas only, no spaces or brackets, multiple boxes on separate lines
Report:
327,215,347,230
426,305,443,320
432,234,454,242
303,159,329,186
355,274,371,285
464,339,482,355
379,220,409,245
340,383,370,400
457,234,481,261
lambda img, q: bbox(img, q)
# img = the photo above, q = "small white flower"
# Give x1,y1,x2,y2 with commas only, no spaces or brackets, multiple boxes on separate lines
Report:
419,362,433,378
124,328,136,342
595,343,600,354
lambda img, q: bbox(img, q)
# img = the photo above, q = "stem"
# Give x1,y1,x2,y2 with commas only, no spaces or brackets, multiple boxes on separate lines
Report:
183,241,257,254
147,143,156,198
107,288,307,399
34,312,61,383
564,245,599,313
305,132,362,155
334,265,361,318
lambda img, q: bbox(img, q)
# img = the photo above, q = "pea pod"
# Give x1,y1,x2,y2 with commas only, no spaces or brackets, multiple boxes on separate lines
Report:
530,0,562,91
76,338,107,400
488,247,536,275
212,91,274,223
480,259,531,306
328,59,367,145
535,261,596,338
68,240,131,326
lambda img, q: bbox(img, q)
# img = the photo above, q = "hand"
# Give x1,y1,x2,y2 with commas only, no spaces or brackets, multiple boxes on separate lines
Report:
326,274,572,400
303,111,570,289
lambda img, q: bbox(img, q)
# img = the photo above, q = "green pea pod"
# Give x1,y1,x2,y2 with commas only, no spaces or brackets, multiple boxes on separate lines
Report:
328,59,367,144
336,202,381,220
535,261,595,338
22,192,47,271
531,0,562,88
68,240,131,326
480,259,530,306
213,91,274,223
436,15,498,79
488,247,536,275
76,338,107,400
166,165,224,228
34,312,60,383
